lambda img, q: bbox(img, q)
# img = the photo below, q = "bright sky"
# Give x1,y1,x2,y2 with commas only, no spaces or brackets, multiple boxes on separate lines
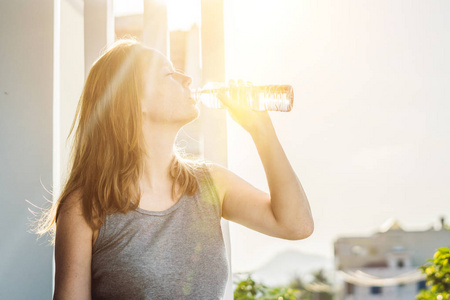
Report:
114,0,450,274
224,0,450,272
114,0,200,31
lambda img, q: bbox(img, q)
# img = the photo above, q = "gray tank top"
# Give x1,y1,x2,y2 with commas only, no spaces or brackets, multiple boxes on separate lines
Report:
91,163,229,299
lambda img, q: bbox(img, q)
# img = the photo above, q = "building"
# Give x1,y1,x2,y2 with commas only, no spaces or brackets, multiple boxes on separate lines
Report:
334,217,450,299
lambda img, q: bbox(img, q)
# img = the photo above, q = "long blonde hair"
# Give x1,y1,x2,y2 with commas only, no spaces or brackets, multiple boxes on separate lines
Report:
35,39,203,243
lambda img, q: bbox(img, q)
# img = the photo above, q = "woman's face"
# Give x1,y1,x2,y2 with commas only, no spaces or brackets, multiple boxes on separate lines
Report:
141,50,198,125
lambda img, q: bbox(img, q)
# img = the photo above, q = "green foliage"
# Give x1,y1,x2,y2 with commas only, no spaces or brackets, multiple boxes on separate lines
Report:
234,276,267,300
287,275,313,300
234,275,302,300
259,287,302,300
416,247,450,300
416,290,450,300
311,269,329,285
287,275,306,290
234,269,335,300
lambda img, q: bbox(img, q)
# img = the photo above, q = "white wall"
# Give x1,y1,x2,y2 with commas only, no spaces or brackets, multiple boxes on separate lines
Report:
0,1,54,298
0,0,85,298
224,0,450,273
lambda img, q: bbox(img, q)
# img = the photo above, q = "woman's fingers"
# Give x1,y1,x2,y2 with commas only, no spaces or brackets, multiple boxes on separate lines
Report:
217,87,249,112
216,88,233,108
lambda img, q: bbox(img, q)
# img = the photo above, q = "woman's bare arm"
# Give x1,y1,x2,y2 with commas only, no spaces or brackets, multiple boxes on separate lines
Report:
53,191,92,300
214,91,314,240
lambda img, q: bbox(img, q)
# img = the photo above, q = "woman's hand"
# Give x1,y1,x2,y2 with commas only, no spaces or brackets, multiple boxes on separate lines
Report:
216,87,273,136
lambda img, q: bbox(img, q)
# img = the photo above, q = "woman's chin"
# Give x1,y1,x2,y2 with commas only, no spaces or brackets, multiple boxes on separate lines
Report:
183,107,200,125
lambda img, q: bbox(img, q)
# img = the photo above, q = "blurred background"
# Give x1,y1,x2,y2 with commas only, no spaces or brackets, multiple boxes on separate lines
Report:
1,0,449,299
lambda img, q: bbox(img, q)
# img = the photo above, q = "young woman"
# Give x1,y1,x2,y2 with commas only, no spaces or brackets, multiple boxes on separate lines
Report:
37,39,313,299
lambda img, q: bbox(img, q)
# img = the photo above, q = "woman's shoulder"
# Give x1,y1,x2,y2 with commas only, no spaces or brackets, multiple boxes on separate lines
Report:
58,189,83,214
189,158,224,174
56,189,94,238
53,189,93,299
198,162,230,212
202,161,229,180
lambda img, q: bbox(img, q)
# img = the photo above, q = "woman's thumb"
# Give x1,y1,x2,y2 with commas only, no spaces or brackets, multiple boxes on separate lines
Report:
216,88,229,105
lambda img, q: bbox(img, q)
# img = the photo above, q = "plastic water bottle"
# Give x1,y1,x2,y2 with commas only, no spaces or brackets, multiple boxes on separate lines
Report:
191,80,294,112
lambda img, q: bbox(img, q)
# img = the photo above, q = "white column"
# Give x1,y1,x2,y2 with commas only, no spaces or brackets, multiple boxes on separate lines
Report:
185,24,202,89
179,24,202,158
200,0,233,298
53,0,85,295
58,0,85,199
143,0,169,56
200,0,227,164
84,0,115,78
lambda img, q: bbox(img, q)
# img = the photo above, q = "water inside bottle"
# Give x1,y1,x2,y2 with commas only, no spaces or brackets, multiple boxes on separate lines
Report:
251,85,293,111
196,89,226,109
192,83,294,112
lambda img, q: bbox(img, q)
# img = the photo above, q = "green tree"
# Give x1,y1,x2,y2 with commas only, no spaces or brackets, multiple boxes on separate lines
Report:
311,269,329,284
259,287,301,300
234,270,337,300
306,269,334,300
234,276,267,300
416,247,450,300
234,275,301,300
288,275,306,290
